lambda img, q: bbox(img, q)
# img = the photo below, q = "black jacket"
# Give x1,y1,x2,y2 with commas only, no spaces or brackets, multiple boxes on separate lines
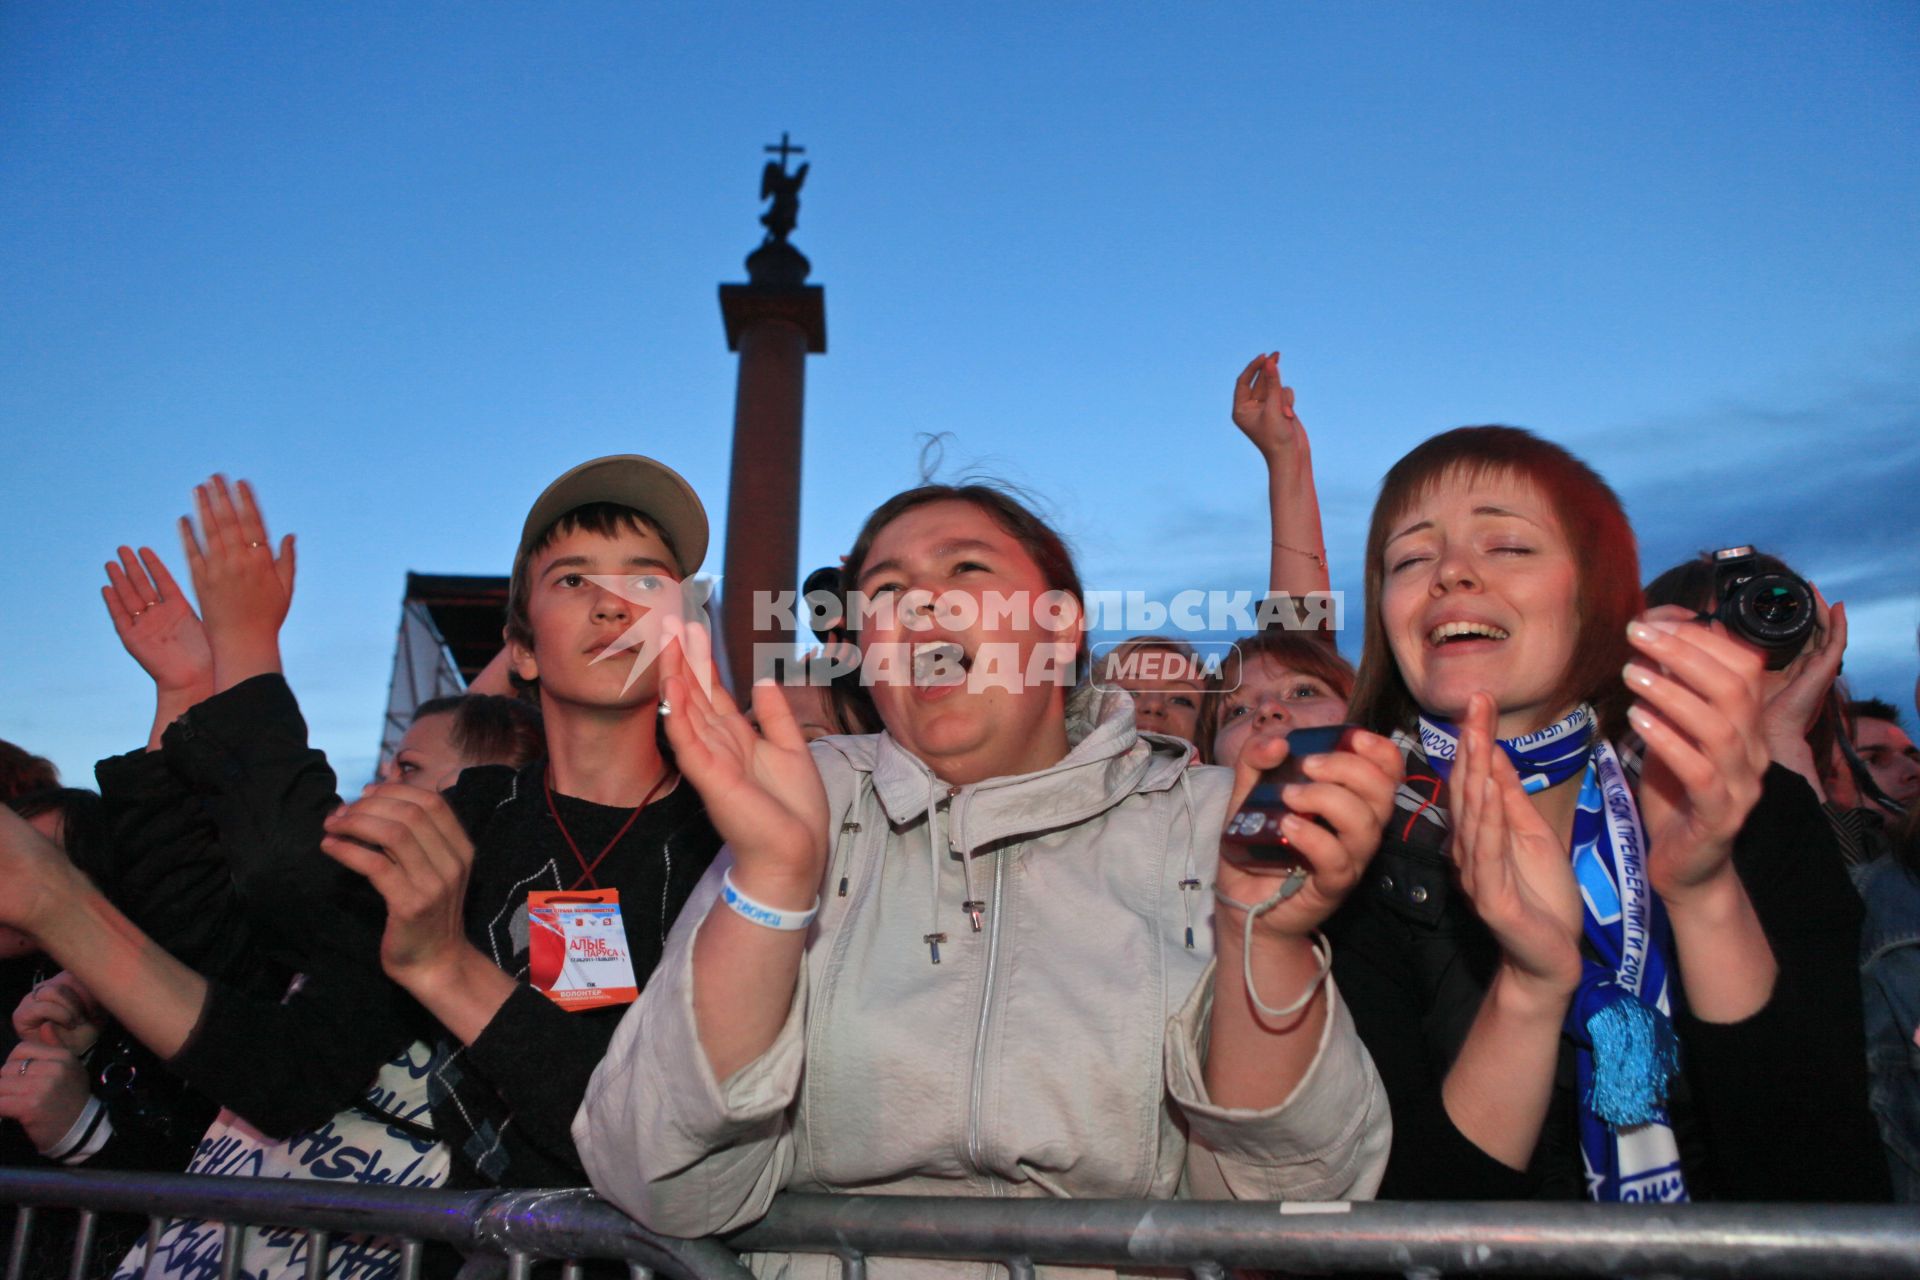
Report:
1326,757,1890,1202
101,674,721,1187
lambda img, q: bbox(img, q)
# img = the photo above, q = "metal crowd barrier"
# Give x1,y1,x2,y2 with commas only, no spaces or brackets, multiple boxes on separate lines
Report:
4,1167,1919,1279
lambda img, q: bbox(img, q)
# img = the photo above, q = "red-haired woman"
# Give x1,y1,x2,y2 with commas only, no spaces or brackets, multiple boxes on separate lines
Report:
1328,425,1886,1202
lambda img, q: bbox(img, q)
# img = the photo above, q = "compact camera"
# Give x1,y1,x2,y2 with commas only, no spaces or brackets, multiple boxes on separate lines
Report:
1222,723,1357,867
1703,546,1815,669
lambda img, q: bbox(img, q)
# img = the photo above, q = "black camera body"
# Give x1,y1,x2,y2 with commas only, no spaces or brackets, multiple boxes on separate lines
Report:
1704,546,1815,669
1222,723,1356,865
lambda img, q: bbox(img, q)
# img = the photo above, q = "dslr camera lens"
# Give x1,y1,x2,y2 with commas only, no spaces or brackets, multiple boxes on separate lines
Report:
1707,546,1815,669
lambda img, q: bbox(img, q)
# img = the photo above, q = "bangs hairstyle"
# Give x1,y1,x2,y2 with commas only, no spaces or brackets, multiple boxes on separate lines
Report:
1196,631,1357,765
1346,426,1642,741
411,693,547,771
504,501,681,655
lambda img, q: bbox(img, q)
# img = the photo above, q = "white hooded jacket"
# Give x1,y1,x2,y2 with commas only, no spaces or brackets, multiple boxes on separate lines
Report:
576,687,1390,1279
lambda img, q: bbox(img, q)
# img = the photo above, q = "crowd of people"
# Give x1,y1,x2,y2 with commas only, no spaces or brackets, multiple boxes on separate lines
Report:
2,353,1916,1278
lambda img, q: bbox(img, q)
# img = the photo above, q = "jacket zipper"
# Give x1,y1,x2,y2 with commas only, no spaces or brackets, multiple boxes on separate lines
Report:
964,790,1007,1184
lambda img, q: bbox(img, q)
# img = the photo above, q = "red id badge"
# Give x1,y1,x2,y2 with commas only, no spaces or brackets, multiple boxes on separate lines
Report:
527,889,640,1012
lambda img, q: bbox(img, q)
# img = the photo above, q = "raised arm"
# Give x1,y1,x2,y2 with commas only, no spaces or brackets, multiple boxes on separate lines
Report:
100,545,212,753
0,806,418,1138
664,619,832,1082
179,475,296,695
1232,353,1332,628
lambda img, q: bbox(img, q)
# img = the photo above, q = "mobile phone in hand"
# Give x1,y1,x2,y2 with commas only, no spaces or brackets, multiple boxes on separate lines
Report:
1222,724,1359,866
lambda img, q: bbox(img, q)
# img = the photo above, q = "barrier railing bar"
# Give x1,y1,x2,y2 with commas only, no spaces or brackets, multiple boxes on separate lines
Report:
143,1213,164,1279
8,1170,1920,1280
65,1207,96,1280
728,1193,1920,1278
6,1204,32,1280
218,1218,241,1280
0,1169,754,1280
304,1228,330,1280
507,1252,532,1280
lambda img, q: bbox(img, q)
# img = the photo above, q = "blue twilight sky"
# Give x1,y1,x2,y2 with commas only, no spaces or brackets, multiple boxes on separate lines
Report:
3,2,1917,786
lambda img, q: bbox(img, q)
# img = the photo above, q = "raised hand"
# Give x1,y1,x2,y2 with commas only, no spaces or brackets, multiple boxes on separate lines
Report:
179,475,296,691
13,971,103,1059
1232,352,1309,463
1758,586,1846,787
101,546,211,698
1448,692,1583,997
319,784,477,985
1216,724,1401,941
1625,610,1770,906
0,1038,93,1154
659,615,829,902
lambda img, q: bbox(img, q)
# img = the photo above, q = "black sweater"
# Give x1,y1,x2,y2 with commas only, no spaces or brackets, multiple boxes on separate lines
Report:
1326,758,1890,1202
98,675,721,1187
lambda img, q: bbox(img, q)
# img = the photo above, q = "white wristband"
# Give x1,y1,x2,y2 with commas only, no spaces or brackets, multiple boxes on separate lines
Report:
43,1093,108,1163
721,868,820,932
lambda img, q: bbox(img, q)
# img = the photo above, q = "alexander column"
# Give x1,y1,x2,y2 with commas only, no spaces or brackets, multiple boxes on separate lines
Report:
719,132,826,685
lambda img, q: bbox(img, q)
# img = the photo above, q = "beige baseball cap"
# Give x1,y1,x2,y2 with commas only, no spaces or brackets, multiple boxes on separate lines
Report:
517,455,709,577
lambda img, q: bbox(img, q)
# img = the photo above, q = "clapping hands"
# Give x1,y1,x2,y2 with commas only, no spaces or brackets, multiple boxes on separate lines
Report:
178,475,296,690
101,546,211,700
658,616,830,902
1447,692,1584,999
1625,609,1769,907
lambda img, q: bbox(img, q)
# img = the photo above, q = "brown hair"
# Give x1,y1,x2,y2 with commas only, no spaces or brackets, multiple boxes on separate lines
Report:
504,501,680,657
1346,426,1642,741
0,739,59,802
1196,631,1357,765
411,694,547,770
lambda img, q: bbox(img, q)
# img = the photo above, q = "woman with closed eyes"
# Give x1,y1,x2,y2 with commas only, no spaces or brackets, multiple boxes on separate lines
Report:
1322,424,1887,1204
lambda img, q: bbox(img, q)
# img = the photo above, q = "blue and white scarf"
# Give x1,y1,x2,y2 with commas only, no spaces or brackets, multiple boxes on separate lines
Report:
1420,704,1689,1203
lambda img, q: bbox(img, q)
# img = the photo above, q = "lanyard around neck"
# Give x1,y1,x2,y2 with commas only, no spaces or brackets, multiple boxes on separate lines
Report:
543,767,675,890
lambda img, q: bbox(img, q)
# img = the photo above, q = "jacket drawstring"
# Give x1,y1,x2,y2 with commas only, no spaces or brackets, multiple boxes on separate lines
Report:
1177,768,1202,950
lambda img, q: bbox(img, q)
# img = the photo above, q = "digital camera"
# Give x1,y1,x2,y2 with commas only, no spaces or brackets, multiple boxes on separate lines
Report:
1704,546,1815,669
1222,723,1356,866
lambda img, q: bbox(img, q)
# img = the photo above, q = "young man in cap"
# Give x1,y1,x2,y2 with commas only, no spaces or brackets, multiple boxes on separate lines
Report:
0,456,722,1194
318,454,723,1185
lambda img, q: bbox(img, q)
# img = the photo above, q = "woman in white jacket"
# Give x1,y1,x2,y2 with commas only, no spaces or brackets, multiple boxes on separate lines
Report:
575,484,1400,1279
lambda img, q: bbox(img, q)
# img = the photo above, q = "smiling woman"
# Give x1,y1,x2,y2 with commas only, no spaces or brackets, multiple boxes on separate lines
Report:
1325,425,1889,1205
577,481,1402,1276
